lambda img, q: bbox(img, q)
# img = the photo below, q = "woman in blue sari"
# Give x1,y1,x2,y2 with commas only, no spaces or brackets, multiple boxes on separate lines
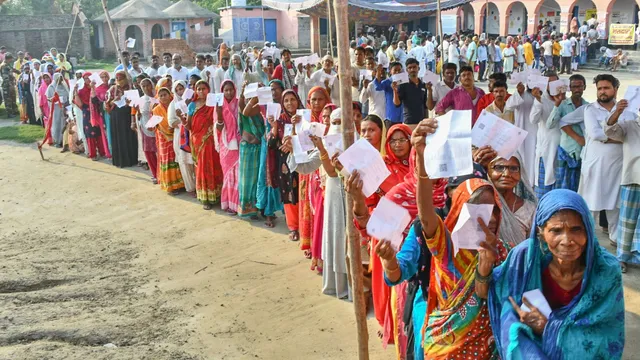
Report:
476,189,625,359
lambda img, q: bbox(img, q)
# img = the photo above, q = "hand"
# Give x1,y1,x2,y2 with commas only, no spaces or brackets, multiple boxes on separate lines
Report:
553,92,566,107
310,135,324,150
426,81,433,90
206,71,211,77
291,114,300,126
616,99,628,114
130,122,137,131
509,296,548,336
531,87,542,102
517,82,525,95
267,115,277,128
374,239,398,271
411,118,438,154
472,145,497,168
391,81,398,93
324,79,330,88
90,81,96,89
477,217,499,270
279,136,292,153
345,170,364,198
330,152,343,172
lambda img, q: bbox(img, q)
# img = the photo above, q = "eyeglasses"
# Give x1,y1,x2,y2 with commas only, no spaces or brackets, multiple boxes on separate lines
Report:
389,138,410,145
492,165,520,173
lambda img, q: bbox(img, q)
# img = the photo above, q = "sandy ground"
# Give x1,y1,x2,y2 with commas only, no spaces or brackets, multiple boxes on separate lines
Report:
0,68,639,359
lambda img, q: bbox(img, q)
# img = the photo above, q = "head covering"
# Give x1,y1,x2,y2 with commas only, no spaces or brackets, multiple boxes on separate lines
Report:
383,124,411,174
271,42,276,46
172,80,187,101
327,107,342,134
488,189,624,360
228,54,245,81
277,89,304,138
94,70,110,100
215,79,239,152
306,86,330,121
444,178,501,234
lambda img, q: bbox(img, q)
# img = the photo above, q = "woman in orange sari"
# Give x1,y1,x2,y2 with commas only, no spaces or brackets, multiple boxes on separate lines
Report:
294,86,330,258
186,80,223,209
151,87,185,194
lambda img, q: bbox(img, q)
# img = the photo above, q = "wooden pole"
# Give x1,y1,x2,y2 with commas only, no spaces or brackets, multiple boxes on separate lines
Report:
65,10,79,55
327,0,334,57
101,0,132,84
333,0,369,358
437,0,444,80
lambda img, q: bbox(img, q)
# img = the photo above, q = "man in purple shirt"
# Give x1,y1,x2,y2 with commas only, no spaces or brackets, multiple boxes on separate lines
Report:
435,65,485,123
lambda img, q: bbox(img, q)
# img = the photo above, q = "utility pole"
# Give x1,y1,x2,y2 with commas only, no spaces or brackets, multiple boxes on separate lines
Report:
333,0,369,358
101,0,132,84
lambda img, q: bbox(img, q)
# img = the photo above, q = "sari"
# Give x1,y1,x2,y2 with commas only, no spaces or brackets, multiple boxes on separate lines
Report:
168,80,196,192
136,94,159,178
238,112,265,217
214,80,241,212
256,104,284,218
422,179,507,359
91,71,112,158
152,100,185,192
107,71,138,168
188,101,223,205
488,190,625,360
38,74,52,143
46,73,69,146
79,73,106,159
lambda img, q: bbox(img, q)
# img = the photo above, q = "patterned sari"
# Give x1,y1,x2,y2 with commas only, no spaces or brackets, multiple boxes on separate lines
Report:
214,80,241,212
188,102,223,204
152,101,184,192
238,113,265,217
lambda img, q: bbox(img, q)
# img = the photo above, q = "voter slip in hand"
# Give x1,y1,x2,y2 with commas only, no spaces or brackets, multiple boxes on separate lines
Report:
472,110,528,159
423,110,473,179
337,138,391,197
366,197,412,251
451,203,494,256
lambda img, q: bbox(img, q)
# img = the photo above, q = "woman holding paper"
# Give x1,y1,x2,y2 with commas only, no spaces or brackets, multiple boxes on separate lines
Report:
106,71,138,168
477,190,624,359
168,80,196,194
377,118,509,359
75,72,106,161
186,80,223,209
46,73,70,148
215,80,241,215
38,73,52,141
132,79,159,182
90,71,112,159
150,87,184,194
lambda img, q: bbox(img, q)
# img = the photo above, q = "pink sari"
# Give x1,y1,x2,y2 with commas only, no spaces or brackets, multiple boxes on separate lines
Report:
90,72,112,158
38,75,51,141
214,80,241,212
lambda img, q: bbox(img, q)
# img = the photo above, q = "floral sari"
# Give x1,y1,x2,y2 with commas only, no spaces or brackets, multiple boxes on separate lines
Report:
188,102,223,204
153,100,184,192
214,80,241,212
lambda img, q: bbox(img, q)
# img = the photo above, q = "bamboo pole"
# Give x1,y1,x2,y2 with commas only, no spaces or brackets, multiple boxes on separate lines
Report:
101,0,132,84
327,0,334,57
333,0,369,358
437,0,444,81
65,9,79,55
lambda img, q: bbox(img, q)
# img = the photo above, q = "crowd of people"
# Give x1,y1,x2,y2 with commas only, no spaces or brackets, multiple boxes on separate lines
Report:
0,23,637,358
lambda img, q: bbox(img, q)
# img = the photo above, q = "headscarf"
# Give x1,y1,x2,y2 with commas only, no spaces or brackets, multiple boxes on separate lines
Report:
156,77,172,93
488,190,624,360
172,80,187,102
306,86,330,122
95,70,110,101
52,72,68,92
383,124,412,185
218,43,229,65
277,89,304,138
215,79,240,152
77,73,91,106
443,178,501,234
227,54,245,82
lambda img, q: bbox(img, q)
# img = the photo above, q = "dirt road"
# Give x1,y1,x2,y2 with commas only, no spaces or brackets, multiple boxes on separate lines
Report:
0,141,387,359
1,139,639,359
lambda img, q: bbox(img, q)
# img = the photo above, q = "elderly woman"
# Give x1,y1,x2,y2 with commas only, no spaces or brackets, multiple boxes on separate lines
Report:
46,73,70,148
224,54,245,97
477,190,624,359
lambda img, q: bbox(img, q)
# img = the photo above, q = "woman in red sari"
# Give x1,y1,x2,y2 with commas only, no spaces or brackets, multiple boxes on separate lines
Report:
76,72,106,160
185,80,223,210
90,70,112,159
294,86,330,258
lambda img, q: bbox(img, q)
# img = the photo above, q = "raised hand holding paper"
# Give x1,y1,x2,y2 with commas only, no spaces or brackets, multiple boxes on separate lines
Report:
451,203,494,255
291,135,311,163
391,72,409,85
266,103,282,120
308,123,326,137
526,74,549,91
472,110,528,159
244,83,259,98
423,110,473,179
89,73,103,86
548,79,570,96
182,88,194,100
124,90,140,103
360,69,373,81
205,93,217,107
337,138,391,197
623,85,640,113
257,87,273,105
323,134,343,157
145,115,163,129
366,197,412,251
422,70,439,85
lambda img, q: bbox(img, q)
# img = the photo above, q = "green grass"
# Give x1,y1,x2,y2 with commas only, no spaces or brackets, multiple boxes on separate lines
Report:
0,125,45,143
78,59,117,71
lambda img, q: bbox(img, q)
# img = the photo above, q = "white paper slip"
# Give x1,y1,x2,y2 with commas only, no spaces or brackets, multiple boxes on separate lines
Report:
472,110,529,159
205,93,218,107
306,53,320,65
70,79,84,91
114,98,127,108
622,86,640,114
391,72,409,85
451,203,494,255
323,134,343,157
288,68,296,76
360,69,373,81
291,135,311,164
284,124,293,137
123,90,140,102
59,96,66,104
125,38,136,48
293,56,308,66
521,289,552,318
183,88,194,100
526,74,549,91
21,73,29,82
321,73,336,86
338,138,391,197
145,115,163,129
244,83,259,98
366,197,412,251
423,110,474,179
295,109,312,133
266,103,281,121
176,100,188,113
308,122,326,138
508,71,526,85
257,87,273,105
89,72,103,86
298,129,316,152
422,70,439,85
548,79,570,96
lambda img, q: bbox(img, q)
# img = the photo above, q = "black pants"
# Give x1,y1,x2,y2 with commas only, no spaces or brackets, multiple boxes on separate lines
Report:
477,60,486,80
552,55,561,70
561,56,572,74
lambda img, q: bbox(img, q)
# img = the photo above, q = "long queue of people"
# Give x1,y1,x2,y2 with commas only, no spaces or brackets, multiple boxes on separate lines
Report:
1,36,638,359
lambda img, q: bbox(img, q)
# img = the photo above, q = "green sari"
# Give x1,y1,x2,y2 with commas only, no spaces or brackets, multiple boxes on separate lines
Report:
238,113,265,217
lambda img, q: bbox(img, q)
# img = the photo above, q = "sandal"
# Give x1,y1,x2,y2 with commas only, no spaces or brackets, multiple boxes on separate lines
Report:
250,215,260,221
289,230,299,242
169,190,180,196
225,209,237,215
152,178,158,185
621,262,628,273
203,204,213,210
303,250,312,259
265,216,275,228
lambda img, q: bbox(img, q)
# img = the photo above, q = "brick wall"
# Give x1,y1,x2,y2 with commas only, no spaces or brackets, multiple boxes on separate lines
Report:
0,14,92,60
152,39,196,65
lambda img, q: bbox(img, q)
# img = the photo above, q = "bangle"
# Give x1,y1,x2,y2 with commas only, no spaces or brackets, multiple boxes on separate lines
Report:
418,173,429,180
319,152,329,161
475,265,492,283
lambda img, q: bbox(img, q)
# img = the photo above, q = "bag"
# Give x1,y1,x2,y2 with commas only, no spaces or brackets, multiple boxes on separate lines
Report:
179,125,191,153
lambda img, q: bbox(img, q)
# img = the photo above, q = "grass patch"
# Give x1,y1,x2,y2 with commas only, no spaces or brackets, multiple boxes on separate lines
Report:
0,103,6,117
78,59,117,71
0,125,45,143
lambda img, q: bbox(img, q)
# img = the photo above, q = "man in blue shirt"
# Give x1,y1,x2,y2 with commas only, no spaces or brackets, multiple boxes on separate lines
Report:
113,51,133,74
373,61,403,129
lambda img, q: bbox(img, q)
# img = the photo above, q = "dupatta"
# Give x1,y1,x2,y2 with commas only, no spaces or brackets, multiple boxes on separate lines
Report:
214,79,239,152
306,86,330,123
488,190,624,360
153,101,174,142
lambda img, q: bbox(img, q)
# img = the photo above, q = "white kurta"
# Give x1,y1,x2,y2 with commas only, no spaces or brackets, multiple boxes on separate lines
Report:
506,90,538,185
530,92,560,186
224,68,245,98
167,99,196,192
306,69,338,104
359,81,386,119
295,68,309,104
578,102,623,211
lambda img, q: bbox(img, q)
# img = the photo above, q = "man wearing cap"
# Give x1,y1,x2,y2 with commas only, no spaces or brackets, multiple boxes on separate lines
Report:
271,42,281,65
0,53,18,117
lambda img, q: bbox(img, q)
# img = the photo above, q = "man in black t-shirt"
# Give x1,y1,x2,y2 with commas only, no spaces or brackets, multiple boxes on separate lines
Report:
392,58,428,125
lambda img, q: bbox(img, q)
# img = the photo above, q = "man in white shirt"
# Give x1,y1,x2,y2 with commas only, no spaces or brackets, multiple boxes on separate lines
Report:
602,79,640,272
408,39,426,75
442,35,450,63
145,55,160,79
157,52,172,77
377,41,390,70
542,37,554,69
587,14,598,28
213,56,229,93
424,35,436,73
394,41,408,68
427,62,457,112
167,54,189,82
360,64,386,119
579,21,589,36
271,42,281,65
579,73,624,245
128,56,145,78
559,34,573,74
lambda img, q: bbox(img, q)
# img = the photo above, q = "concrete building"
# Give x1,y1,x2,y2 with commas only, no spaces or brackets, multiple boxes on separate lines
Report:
91,0,219,59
